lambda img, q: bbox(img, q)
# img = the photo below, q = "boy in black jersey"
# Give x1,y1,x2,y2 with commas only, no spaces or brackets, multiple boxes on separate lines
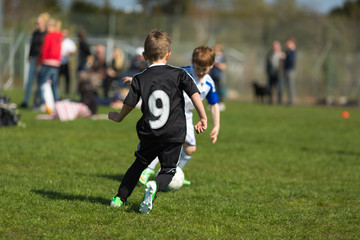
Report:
108,29,207,214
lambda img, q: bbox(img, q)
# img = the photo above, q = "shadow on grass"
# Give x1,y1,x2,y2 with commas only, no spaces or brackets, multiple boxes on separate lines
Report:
125,202,143,213
301,147,360,157
31,189,109,206
74,172,125,182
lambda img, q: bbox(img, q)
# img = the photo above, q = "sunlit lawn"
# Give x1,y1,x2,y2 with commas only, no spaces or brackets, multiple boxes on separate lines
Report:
1,89,359,239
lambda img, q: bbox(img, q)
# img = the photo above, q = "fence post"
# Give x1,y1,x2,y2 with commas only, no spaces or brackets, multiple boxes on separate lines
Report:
0,0,3,87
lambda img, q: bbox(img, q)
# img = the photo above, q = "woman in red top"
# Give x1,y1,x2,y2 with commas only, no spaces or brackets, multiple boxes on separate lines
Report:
36,18,63,106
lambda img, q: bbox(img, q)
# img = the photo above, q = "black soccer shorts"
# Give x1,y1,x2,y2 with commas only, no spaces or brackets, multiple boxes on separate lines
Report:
135,141,182,169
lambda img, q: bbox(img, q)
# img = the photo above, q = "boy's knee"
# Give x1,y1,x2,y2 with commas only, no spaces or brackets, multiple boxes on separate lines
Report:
183,145,196,156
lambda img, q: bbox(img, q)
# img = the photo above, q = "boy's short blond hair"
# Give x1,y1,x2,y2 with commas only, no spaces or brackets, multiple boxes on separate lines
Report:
192,46,215,67
144,29,171,63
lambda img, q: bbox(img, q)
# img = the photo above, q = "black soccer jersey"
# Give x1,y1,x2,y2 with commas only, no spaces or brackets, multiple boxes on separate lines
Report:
123,64,200,143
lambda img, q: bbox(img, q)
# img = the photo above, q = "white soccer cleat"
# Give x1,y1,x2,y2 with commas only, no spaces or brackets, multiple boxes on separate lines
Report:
139,180,157,214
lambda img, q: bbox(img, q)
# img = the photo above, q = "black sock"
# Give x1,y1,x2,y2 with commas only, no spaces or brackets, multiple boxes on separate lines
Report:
155,167,176,191
117,158,147,203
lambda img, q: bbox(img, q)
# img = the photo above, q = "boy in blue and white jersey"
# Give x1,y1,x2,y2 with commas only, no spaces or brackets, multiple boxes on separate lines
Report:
139,46,220,186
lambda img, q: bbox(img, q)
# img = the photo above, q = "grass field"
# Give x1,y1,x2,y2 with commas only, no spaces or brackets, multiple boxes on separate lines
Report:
1,89,360,239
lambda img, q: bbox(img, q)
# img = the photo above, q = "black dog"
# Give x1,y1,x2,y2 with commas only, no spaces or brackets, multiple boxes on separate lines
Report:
252,81,269,103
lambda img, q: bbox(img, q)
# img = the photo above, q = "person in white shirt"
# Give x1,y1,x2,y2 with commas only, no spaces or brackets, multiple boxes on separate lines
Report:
58,29,76,94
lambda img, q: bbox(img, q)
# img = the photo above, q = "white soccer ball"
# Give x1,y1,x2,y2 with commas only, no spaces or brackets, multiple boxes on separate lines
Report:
167,167,185,190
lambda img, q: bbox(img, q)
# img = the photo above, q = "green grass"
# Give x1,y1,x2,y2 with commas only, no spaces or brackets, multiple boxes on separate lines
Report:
1,89,360,239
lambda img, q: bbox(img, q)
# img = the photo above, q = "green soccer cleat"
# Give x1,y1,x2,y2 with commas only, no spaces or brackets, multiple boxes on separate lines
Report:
139,168,155,185
110,196,123,207
183,179,191,185
139,180,157,214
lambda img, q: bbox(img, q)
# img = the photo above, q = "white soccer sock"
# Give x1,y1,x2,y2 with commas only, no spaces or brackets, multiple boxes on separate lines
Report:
147,157,159,171
177,150,192,169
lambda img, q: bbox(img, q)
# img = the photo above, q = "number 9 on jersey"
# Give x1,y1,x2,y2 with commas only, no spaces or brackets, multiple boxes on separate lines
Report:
148,90,170,129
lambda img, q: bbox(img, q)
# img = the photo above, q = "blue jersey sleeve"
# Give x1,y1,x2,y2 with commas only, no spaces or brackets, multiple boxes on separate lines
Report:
205,81,219,105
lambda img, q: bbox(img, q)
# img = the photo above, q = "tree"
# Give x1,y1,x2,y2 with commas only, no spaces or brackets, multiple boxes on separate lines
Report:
41,0,62,13
3,0,62,29
330,0,360,19
69,0,100,14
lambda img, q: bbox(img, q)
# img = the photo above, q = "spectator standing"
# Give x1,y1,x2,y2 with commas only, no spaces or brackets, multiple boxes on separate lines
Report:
210,43,227,111
284,38,297,105
36,18,63,106
77,29,91,72
20,13,49,108
266,40,285,104
58,29,76,95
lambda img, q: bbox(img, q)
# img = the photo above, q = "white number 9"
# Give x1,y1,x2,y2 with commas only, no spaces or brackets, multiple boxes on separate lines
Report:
148,90,170,129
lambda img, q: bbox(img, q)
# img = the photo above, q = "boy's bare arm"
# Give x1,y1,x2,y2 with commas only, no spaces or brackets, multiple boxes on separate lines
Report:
108,104,134,122
190,92,207,133
209,103,220,144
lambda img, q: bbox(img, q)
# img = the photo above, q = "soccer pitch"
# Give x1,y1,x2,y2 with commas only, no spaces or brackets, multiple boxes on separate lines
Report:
1,90,360,239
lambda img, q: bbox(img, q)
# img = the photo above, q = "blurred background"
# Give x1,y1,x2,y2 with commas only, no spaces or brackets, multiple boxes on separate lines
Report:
0,0,359,105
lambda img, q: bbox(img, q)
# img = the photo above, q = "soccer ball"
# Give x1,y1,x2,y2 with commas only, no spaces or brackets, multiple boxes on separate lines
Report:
167,167,185,190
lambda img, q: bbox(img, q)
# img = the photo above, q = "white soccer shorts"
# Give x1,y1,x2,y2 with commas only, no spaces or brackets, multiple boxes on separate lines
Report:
185,112,196,146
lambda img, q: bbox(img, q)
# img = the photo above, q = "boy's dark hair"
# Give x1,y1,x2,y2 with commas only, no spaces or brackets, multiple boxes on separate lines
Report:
192,46,215,67
144,29,171,63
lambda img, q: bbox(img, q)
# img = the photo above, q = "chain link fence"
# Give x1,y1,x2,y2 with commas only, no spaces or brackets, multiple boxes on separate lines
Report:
1,13,359,105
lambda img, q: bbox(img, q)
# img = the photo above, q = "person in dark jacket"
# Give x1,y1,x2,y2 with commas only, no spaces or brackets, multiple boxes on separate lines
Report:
284,38,297,105
77,29,91,72
266,40,285,104
20,13,48,108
